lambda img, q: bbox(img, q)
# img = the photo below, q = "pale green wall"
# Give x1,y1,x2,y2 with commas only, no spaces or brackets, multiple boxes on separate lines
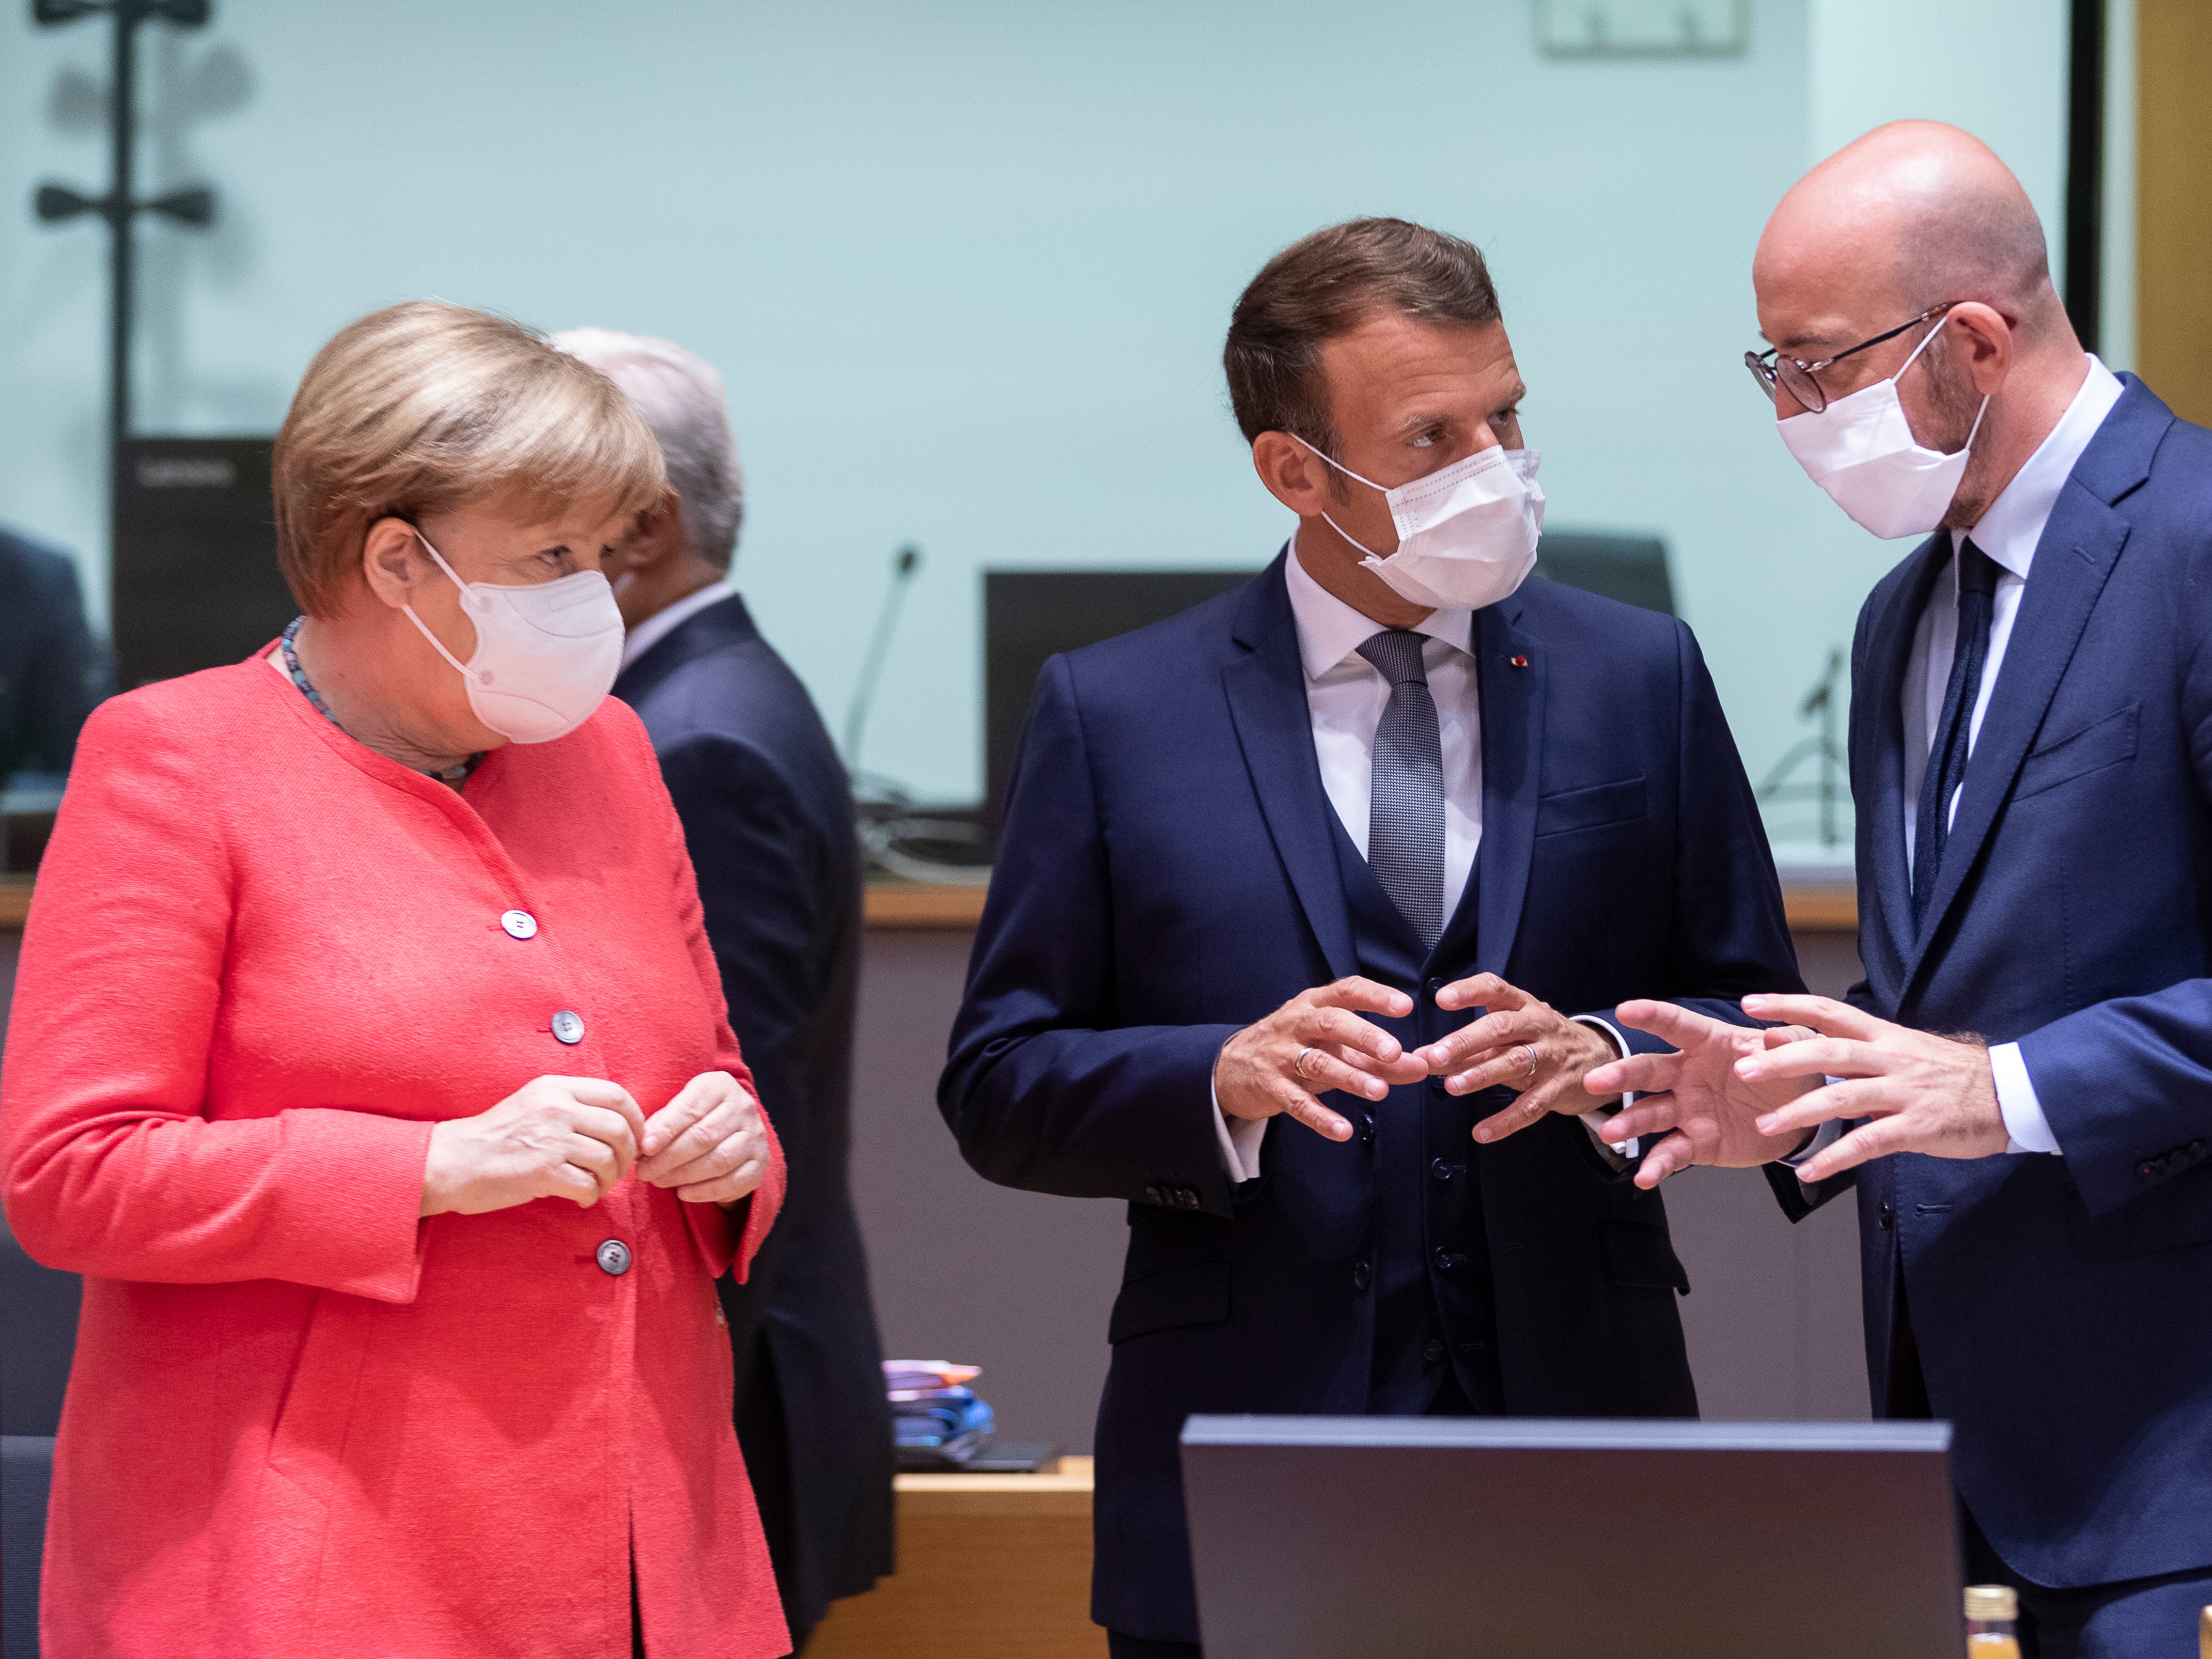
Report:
3,1,2079,855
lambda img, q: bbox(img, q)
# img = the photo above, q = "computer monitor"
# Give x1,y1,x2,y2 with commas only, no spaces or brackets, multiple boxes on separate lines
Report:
1180,1415,1961,1659
112,437,291,691
983,569,1258,831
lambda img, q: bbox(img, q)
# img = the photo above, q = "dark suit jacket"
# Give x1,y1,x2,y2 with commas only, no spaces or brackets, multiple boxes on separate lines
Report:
942,553,1802,1640
613,593,894,1634
1775,377,2212,1590
0,528,104,779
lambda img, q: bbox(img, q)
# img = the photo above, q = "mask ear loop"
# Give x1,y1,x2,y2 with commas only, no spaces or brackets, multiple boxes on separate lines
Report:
398,530,487,684
1898,313,1990,455
1281,432,1398,560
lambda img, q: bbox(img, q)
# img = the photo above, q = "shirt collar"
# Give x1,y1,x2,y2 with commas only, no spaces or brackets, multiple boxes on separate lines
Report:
1282,528,1473,682
620,581,732,670
1961,354,2124,581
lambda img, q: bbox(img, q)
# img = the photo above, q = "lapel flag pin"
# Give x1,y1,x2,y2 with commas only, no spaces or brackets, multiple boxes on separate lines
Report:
1509,654,1529,669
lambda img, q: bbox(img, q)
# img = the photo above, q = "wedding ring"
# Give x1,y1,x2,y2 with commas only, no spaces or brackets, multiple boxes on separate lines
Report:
1294,1046,1318,1082
1518,1042,1539,1079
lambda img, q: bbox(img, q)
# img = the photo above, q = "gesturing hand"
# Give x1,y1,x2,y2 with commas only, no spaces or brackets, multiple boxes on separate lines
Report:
638,1071,773,1206
421,1075,646,1216
1586,1003,1820,1190
1413,974,1620,1146
1728,993,2007,1182
1215,977,1429,1142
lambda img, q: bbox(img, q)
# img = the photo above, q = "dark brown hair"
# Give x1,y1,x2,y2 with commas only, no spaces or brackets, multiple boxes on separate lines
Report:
1224,217,1502,454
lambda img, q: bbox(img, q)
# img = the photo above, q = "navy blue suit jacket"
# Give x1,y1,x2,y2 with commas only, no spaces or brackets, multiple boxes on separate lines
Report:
612,594,894,1633
1777,378,2212,1589
942,553,1802,1639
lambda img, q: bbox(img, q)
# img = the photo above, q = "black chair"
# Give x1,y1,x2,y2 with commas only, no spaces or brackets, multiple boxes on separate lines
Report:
2,1435,55,1659
1533,530,1676,616
0,1234,79,1438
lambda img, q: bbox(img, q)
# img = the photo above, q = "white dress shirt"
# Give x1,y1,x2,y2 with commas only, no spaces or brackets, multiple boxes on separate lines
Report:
1212,535,1627,1180
1884,354,2123,1160
619,581,733,670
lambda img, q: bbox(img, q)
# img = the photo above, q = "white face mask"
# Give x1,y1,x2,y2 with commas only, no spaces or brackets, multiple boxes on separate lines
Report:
400,533,626,744
1776,316,1989,540
1291,436,1544,611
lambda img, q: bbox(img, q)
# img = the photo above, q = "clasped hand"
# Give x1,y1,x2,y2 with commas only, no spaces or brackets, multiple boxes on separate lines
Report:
420,1070,771,1216
1213,973,1619,1146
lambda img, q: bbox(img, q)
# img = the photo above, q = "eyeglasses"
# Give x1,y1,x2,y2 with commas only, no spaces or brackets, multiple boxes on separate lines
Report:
1744,303,1959,413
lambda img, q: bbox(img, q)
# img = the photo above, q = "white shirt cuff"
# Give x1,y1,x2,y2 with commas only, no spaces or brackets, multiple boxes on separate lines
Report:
1570,1014,1635,1164
1988,1041,2062,1155
1779,1117,1846,1167
1210,1078,1269,1183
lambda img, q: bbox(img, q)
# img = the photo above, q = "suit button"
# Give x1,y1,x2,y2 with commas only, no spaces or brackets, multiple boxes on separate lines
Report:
1177,1187,1200,1209
1425,978,1443,1000
1432,1246,1458,1272
1359,1114,1376,1147
551,1009,585,1045
501,909,538,940
595,1240,631,1276
1144,1185,1166,1205
1351,1260,1372,1293
1878,1201,1894,1230
1422,1338,1447,1364
1430,1157,1455,1182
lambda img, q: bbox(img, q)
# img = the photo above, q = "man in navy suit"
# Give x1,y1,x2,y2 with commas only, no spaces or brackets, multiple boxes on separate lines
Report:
1594,124,2212,1656
555,330,895,1653
941,220,1805,1656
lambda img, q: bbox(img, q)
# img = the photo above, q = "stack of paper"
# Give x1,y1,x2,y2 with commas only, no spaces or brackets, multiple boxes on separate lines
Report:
884,1359,996,1468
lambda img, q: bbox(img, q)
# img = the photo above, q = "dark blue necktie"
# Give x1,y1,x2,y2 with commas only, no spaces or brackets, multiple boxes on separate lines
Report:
1912,537,2001,928
1357,630,1446,950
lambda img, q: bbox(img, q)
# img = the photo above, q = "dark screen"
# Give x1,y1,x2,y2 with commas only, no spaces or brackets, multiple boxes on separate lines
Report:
112,437,292,690
984,568,1259,831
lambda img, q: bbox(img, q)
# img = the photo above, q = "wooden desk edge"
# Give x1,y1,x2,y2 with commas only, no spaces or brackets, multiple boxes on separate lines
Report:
0,880,1857,935
857,883,1858,933
894,1455,1095,1519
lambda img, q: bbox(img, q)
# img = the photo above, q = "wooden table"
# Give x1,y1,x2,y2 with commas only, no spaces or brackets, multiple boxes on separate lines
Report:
863,881,1860,934
808,1457,1104,1659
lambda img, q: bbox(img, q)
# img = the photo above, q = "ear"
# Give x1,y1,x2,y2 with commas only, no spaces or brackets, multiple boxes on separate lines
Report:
1251,431,1335,518
634,492,689,569
1944,303,2014,398
359,517,431,612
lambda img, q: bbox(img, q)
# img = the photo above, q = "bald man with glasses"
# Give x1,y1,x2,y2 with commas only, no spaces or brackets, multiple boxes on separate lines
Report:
1595,121,2212,1658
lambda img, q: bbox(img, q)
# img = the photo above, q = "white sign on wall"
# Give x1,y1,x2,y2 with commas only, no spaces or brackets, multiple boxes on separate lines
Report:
1534,0,1752,59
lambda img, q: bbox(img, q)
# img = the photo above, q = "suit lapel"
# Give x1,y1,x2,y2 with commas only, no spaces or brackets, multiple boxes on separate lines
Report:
1221,555,1358,982
611,592,756,706
1901,482,2130,995
1860,539,1950,992
1463,602,1543,977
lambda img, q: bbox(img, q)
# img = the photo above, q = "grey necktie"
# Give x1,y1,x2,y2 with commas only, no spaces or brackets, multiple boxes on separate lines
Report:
1356,629,1447,949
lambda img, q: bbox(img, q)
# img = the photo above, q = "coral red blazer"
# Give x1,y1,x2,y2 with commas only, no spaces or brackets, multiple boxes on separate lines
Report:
2,655,790,1659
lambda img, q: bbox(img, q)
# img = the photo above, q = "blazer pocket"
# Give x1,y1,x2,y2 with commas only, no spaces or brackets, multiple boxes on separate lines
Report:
1108,1257,1230,1343
1601,1220,1691,1294
1535,776,1648,838
2014,702,2139,800
266,1291,373,1503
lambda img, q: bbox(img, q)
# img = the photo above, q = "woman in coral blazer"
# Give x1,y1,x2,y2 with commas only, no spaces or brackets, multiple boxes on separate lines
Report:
1,303,790,1659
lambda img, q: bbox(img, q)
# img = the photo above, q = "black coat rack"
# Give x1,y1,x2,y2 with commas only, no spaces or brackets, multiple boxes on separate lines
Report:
30,0,219,474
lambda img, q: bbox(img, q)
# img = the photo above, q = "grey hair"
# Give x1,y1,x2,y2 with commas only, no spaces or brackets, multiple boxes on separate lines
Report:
548,327,744,571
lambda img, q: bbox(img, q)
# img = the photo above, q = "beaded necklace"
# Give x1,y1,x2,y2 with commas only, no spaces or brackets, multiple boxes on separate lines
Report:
279,617,480,787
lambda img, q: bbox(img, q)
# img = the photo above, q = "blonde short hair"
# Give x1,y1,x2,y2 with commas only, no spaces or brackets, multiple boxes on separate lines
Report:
273,301,668,618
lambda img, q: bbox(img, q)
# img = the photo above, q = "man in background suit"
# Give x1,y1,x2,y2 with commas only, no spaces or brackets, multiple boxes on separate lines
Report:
0,527,106,783
1594,124,2212,1656
554,330,894,1652
941,219,1806,1656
